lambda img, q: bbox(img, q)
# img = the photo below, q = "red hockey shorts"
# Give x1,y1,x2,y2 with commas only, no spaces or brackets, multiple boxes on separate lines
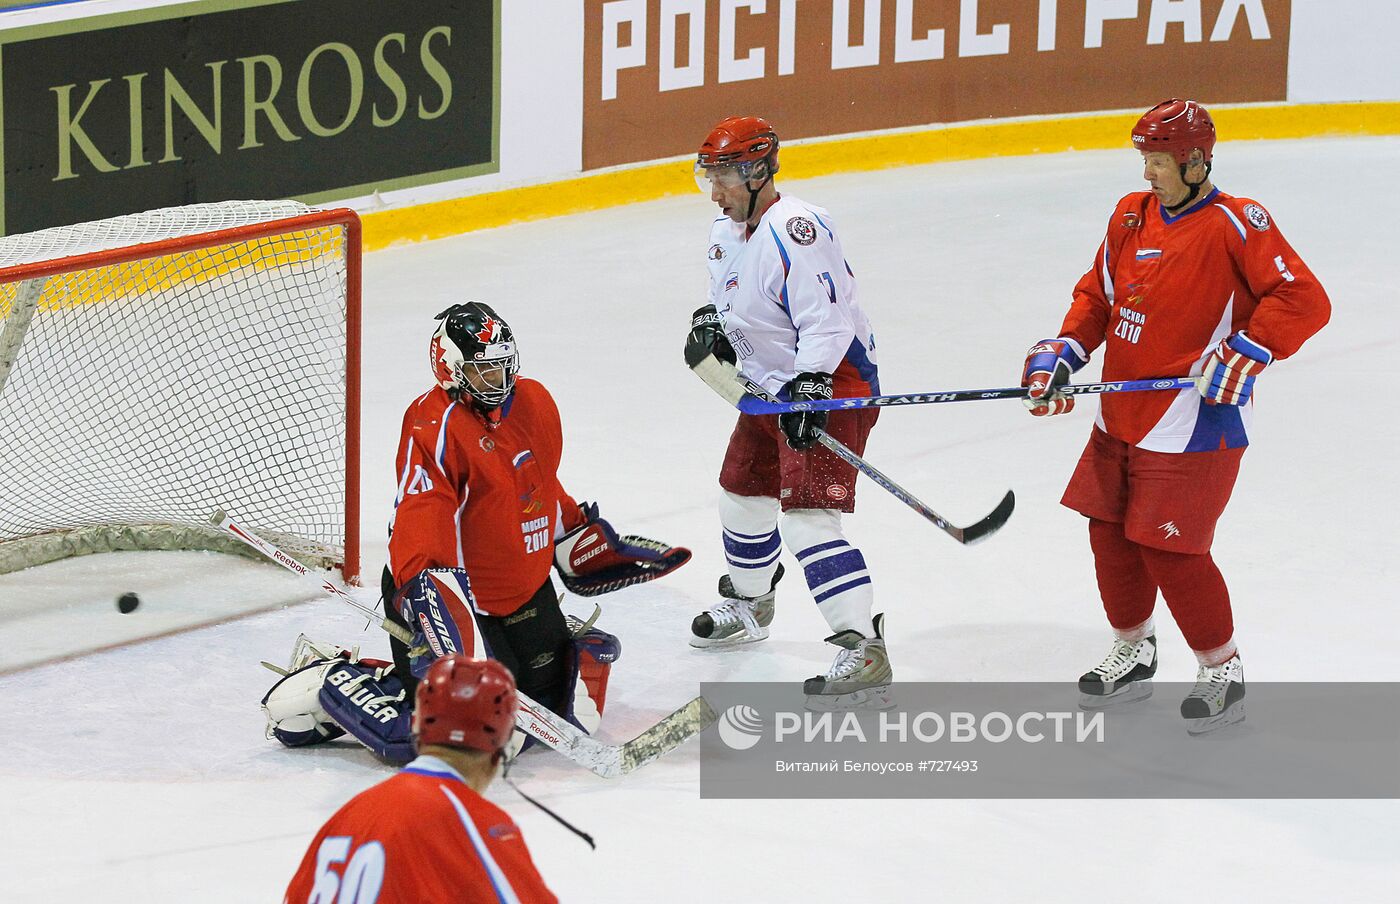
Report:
1061,427,1244,555
719,408,878,512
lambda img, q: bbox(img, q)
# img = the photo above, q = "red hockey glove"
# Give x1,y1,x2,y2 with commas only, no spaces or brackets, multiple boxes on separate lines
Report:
1021,337,1088,417
554,503,691,597
1197,331,1273,406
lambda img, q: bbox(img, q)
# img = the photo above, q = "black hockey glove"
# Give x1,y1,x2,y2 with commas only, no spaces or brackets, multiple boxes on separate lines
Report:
685,304,736,366
780,372,833,451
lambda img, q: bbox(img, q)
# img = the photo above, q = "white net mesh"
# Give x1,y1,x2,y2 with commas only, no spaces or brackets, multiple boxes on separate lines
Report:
0,201,355,577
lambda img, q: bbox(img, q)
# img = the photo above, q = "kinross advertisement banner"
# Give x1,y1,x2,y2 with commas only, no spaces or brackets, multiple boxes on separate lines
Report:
583,0,1291,170
0,0,500,236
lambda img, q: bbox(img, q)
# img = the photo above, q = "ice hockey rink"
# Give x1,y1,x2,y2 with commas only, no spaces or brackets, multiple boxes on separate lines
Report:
2,134,1397,902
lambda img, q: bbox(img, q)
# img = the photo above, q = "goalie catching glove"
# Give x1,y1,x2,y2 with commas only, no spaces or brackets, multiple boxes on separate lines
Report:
554,502,691,596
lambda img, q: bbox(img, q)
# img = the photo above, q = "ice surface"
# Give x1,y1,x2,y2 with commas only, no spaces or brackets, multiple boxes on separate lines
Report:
1,137,1397,902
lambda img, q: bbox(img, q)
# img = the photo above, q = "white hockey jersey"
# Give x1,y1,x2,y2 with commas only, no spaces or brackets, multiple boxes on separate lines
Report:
705,195,879,398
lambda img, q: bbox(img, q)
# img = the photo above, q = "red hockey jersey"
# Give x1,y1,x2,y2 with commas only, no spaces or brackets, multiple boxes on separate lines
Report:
283,755,557,904
1059,188,1330,452
389,379,582,615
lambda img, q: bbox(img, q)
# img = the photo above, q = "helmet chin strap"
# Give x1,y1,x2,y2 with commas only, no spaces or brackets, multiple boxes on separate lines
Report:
1167,160,1213,213
744,160,774,222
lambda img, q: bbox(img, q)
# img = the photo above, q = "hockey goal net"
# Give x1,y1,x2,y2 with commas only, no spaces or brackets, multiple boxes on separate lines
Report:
0,201,360,581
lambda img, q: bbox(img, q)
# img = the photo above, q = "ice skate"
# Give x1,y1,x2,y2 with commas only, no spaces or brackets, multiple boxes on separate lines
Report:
260,633,358,677
690,564,783,648
1181,654,1246,735
1078,634,1156,710
803,613,892,697
804,683,895,712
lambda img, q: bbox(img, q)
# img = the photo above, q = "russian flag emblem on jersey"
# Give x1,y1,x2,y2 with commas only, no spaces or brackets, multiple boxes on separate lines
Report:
512,450,534,468
1136,249,1162,261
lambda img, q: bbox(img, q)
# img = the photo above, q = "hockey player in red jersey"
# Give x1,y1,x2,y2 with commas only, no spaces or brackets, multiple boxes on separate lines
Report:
283,655,559,904
260,303,688,762
1021,99,1330,733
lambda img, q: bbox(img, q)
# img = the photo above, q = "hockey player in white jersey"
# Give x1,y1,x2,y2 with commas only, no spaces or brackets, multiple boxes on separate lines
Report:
685,115,889,698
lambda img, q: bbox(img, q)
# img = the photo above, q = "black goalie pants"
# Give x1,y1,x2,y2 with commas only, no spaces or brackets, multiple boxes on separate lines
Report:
384,566,572,713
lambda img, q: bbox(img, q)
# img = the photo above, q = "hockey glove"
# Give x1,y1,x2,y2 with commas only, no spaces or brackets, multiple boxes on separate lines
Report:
1022,337,1089,417
393,568,476,678
780,372,833,451
685,304,736,367
1198,331,1273,406
554,502,691,597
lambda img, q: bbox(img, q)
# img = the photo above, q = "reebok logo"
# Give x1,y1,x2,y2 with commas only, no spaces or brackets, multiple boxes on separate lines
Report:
1159,521,1182,540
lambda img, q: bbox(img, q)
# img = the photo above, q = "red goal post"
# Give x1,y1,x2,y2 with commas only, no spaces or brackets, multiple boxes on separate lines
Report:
0,201,361,582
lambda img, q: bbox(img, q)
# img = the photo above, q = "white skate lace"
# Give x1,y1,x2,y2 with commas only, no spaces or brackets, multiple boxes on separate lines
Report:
1093,639,1142,680
1185,662,1233,705
705,599,762,637
826,645,863,679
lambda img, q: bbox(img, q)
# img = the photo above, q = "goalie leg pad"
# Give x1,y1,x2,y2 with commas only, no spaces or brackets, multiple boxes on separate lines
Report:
261,659,347,748
393,567,478,679
570,628,621,732
319,659,415,764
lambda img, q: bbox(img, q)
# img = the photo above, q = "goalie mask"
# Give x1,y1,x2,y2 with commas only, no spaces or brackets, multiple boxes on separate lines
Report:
431,302,519,409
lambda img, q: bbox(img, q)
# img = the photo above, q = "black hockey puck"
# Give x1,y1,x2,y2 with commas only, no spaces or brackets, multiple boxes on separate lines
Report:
117,592,141,614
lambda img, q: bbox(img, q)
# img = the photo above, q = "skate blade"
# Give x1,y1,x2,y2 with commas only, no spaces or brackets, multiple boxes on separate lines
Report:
688,628,770,649
804,684,895,712
1078,680,1153,711
1186,701,1246,736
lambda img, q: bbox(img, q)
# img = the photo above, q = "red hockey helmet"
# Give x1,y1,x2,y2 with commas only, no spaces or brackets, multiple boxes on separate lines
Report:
1131,99,1216,165
412,655,518,755
695,115,780,191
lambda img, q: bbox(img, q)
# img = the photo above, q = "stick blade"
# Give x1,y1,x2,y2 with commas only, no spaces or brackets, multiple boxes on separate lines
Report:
954,490,1016,545
618,695,718,775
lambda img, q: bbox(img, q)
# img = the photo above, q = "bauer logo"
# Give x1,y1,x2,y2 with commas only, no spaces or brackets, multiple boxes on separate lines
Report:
717,705,765,750
0,0,501,235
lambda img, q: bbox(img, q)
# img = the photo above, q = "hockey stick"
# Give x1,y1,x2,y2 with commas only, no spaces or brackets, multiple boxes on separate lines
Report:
209,510,426,655
211,510,716,778
685,349,1014,545
726,376,1199,415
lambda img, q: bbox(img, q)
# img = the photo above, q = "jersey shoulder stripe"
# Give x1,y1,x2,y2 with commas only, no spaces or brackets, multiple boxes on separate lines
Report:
435,400,459,472
440,785,523,904
1213,203,1248,243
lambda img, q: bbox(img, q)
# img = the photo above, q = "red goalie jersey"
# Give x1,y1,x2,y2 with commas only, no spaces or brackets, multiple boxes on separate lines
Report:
389,378,583,614
1060,188,1330,452
283,756,557,903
